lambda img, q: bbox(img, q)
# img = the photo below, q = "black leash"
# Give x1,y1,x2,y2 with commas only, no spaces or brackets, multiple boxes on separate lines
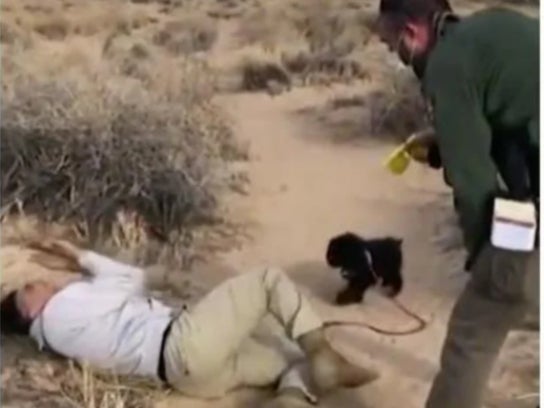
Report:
323,297,430,336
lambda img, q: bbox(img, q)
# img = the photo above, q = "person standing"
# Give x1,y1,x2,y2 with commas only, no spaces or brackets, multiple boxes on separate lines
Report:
376,1,539,406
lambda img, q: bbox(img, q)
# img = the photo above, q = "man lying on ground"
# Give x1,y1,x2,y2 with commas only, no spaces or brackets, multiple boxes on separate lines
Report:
1,240,378,407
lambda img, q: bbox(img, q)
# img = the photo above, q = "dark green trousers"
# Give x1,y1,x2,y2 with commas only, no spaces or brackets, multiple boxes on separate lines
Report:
425,244,539,408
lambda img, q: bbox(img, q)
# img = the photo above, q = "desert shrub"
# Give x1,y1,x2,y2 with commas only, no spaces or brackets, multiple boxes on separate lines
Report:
239,58,291,92
1,22,21,44
206,0,248,21
152,16,218,55
32,15,70,40
289,1,373,55
1,52,244,258
226,1,374,93
0,21,34,48
282,49,367,85
2,0,154,42
368,71,428,139
234,4,302,51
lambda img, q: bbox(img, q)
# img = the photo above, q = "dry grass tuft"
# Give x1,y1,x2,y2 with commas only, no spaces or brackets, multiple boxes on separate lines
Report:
64,363,166,408
281,50,368,86
206,0,250,20
291,4,371,55
368,70,428,139
32,15,70,40
152,15,218,55
232,48,369,93
228,0,375,92
2,358,166,408
2,1,156,41
240,58,291,92
0,21,34,48
1,214,79,249
234,5,302,51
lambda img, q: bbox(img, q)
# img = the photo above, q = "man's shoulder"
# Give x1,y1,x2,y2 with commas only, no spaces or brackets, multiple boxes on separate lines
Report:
423,40,467,96
43,281,92,313
45,280,123,316
487,6,536,20
466,7,528,19
422,9,500,92
424,6,537,91
453,7,537,47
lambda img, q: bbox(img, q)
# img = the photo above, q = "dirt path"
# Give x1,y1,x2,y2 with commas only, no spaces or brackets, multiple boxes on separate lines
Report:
159,81,538,408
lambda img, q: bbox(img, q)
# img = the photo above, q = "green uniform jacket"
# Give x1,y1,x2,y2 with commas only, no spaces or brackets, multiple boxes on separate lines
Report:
422,8,539,264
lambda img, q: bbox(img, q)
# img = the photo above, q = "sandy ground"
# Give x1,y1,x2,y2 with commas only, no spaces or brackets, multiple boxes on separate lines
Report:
1,2,539,407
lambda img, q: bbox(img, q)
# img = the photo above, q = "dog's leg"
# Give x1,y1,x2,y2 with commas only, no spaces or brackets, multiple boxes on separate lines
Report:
335,284,365,306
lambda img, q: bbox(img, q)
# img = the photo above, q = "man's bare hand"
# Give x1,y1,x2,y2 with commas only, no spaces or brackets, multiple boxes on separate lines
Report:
28,239,83,272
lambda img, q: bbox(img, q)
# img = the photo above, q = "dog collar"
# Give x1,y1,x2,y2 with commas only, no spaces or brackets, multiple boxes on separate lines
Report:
364,249,382,285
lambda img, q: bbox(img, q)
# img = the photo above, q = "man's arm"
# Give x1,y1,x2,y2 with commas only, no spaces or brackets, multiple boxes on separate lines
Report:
28,240,83,272
78,250,144,283
425,50,499,260
29,240,145,293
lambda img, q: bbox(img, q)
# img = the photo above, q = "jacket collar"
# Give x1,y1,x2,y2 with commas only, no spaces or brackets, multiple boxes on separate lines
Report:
414,12,461,80
433,11,461,40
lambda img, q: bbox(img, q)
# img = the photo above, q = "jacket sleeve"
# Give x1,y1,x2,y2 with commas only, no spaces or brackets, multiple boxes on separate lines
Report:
78,250,145,294
425,50,499,257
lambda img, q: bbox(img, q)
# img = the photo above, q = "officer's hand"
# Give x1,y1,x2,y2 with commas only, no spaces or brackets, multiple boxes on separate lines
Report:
404,129,436,164
405,129,443,169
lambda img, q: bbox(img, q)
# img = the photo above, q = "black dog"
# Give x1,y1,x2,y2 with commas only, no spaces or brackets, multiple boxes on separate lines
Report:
326,232,404,305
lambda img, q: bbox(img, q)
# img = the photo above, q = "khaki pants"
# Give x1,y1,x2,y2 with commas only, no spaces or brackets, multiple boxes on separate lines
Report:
426,245,539,408
163,267,322,398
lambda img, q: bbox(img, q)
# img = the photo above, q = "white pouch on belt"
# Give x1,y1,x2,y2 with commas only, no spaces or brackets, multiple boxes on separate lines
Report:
491,198,537,252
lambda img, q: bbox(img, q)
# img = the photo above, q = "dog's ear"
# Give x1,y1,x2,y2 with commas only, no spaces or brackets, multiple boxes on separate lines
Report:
394,238,403,247
326,236,344,267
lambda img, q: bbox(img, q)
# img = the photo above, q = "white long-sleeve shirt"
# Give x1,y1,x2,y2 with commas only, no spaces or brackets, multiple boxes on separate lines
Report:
29,251,174,379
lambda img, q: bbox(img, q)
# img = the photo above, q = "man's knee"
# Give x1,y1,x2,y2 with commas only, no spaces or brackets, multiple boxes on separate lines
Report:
260,266,290,287
237,267,293,300
243,266,286,280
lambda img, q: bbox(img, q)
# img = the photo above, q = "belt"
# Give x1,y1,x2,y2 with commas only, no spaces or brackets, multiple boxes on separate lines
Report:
158,320,173,383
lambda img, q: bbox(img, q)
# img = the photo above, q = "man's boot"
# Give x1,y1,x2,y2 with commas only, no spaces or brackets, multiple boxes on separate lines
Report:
298,328,379,394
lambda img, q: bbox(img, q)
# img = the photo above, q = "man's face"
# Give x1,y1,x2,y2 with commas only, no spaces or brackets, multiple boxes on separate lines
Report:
377,15,431,66
16,280,58,320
